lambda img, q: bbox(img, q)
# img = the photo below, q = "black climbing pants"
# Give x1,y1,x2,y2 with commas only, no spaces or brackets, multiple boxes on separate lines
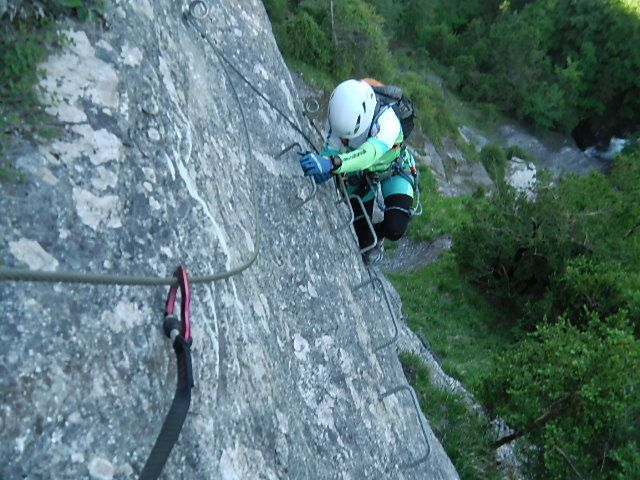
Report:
350,194,413,250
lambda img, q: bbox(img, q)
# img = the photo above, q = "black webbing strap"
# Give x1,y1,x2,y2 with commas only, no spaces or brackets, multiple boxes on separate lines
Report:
139,332,194,480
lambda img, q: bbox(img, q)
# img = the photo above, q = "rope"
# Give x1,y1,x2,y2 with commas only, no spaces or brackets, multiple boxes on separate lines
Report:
0,11,321,286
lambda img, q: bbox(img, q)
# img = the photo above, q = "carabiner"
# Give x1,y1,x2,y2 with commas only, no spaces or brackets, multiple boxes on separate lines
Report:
163,266,191,342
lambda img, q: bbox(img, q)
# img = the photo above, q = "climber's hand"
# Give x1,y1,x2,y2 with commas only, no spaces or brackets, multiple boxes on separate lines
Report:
299,152,332,177
313,171,333,184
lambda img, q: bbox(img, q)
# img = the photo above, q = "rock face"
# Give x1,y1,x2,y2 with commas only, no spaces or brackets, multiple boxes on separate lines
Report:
0,1,458,479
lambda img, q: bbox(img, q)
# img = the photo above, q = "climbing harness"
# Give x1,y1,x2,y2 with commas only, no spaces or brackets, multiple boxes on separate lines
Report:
344,146,422,217
140,267,194,480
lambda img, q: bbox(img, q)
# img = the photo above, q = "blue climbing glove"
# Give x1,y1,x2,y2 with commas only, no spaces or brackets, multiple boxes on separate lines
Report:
299,152,333,177
313,171,333,184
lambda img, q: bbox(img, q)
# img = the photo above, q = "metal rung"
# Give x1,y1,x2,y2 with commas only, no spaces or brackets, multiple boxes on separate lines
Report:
348,194,378,254
379,384,431,469
332,176,355,232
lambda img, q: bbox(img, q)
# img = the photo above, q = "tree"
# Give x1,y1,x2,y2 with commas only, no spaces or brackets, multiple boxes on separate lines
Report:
332,0,393,80
481,313,640,479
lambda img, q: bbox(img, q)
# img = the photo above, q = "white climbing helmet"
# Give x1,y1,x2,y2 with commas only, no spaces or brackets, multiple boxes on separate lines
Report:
328,79,377,139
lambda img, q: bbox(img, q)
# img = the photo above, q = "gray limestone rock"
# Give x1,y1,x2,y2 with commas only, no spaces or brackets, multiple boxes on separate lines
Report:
0,1,458,479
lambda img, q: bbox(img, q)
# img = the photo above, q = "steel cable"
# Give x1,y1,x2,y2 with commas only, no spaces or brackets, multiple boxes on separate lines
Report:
0,11,319,286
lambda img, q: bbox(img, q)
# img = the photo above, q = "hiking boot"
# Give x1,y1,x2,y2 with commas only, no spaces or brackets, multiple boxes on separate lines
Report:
363,241,384,266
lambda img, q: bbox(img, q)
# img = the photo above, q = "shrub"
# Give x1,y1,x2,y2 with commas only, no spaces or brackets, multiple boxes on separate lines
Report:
452,178,582,324
504,144,532,161
479,143,507,184
400,71,457,147
282,11,334,72
333,0,393,80
263,0,288,23
481,313,640,480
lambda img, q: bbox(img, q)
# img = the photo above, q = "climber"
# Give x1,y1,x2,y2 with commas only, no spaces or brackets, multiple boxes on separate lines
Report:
299,78,417,265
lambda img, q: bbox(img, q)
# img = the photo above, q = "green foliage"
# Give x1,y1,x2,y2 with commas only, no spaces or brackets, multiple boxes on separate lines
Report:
263,0,288,23
454,150,640,330
281,11,333,71
362,0,402,34
480,314,640,479
332,0,393,80
398,72,456,147
504,144,532,161
397,0,640,136
52,0,106,22
0,15,56,153
269,0,394,82
453,177,581,324
266,1,462,144
401,352,502,479
479,143,507,184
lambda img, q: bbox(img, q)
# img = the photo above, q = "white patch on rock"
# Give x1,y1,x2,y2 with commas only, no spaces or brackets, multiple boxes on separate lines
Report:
91,166,118,191
307,282,318,298
254,151,289,177
316,395,336,429
243,227,254,253
147,128,160,142
219,443,278,480
132,0,154,21
253,63,269,81
15,435,27,454
117,463,134,476
258,109,271,125
38,167,59,185
48,124,122,166
102,299,144,333
279,79,296,116
40,30,118,124
47,102,87,124
142,167,156,183
148,197,161,210
293,333,310,361
72,188,121,231
88,457,114,480
159,56,179,103
71,452,85,463
95,40,114,52
163,153,176,180
120,43,143,67
9,239,59,271
175,158,231,269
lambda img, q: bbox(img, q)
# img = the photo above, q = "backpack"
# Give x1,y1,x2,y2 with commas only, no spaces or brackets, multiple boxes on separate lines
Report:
370,84,415,140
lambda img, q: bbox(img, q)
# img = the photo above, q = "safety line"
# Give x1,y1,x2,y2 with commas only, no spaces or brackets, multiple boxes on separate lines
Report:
0,12,321,286
186,16,319,155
